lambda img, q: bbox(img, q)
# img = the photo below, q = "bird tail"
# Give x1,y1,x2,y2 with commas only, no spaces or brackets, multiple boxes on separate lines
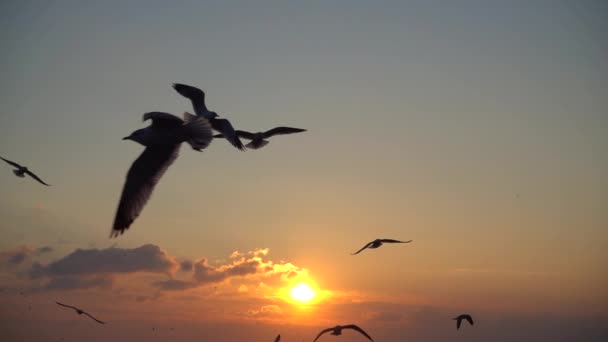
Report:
183,112,213,151
245,140,269,149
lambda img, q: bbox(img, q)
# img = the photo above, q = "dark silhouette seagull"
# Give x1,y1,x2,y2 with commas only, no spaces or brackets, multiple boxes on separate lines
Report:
56,301,105,324
1,156,51,186
111,111,213,237
214,127,306,149
454,314,474,330
172,83,245,151
313,325,373,342
275,334,281,342
351,239,412,255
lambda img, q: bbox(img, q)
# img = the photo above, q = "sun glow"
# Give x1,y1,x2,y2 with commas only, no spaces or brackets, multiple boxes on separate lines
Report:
290,283,316,303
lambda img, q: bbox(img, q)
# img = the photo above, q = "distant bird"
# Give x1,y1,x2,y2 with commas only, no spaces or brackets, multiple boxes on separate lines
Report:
1,156,51,186
173,83,245,150
453,314,474,330
214,127,306,149
275,334,281,342
111,111,213,237
56,302,105,324
313,325,373,342
351,239,412,255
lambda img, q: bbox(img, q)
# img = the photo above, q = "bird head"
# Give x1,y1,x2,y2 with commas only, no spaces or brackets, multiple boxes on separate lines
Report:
123,129,147,146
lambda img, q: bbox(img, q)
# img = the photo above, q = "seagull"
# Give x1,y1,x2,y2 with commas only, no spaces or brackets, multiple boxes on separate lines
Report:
351,239,412,255
1,156,51,186
314,325,373,342
56,301,105,324
111,111,213,237
453,314,474,330
275,334,281,342
172,83,245,150
214,127,306,149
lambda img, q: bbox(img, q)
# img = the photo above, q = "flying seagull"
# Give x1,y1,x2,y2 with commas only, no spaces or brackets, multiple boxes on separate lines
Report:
275,334,281,342
314,325,373,342
351,239,412,255
1,156,51,186
56,301,105,324
454,314,474,330
111,111,213,237
172,83,245,150
214,127,306,149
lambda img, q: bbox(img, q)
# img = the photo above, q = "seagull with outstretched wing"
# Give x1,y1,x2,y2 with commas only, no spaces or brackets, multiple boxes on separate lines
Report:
1,156,51,186
454,314,474,330
56,301,105,324
111,111,212,237
351,238,412,255
313,325,373,341
173,83,245,150
214,126,306,149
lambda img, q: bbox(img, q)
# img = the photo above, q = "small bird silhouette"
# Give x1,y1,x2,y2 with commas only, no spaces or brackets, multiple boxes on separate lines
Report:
111,111,213,237
173,83,245,150
313,325,373,341
351,239,412,255
275,334,281,342
56,301,105,324
214,127,306,149
1,156,51,186
453,314,474,330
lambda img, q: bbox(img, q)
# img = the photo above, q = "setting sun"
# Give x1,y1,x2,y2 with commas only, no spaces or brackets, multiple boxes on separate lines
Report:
290,283,316,303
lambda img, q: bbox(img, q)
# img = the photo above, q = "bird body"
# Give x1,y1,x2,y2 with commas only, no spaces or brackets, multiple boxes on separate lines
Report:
173,83,245,150
214,127,306,149
1,156,51,186
454,314,474,330
351,239,412,255
314,325,373,342
111,112,212,237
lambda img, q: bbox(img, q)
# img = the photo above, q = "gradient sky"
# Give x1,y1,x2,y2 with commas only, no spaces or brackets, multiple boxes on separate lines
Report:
1,1,607,341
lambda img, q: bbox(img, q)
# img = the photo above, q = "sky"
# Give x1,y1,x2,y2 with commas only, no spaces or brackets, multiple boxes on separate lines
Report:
0,0,607,341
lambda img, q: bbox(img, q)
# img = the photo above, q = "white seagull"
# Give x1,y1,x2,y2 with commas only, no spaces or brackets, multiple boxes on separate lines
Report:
172,83,245,150
454,314,474,330
313,325,373,342
111,111,212,237
1,156,51,186
214,127,306,149
351,239,412,255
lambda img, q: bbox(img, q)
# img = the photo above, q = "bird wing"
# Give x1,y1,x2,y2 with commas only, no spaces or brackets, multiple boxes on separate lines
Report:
343,325,373,341
83,311,105,324
56,301,80,311
274,334,281,342
456,318,462,329
143,112,184,128
24,170,51,186
263,127,307,138
111,144,180,237
213,134,226,138
172,83,208,117
212,119,245,150
235,130,258,140
379,239,412,244
465,315,474,326
313,328,334,342
351,241,373,255
0,156,22,168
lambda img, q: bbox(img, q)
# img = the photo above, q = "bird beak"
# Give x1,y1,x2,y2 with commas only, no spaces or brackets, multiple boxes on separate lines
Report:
122,136,131,140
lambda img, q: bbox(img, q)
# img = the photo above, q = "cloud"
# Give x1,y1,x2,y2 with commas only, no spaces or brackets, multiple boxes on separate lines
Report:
0,245,54,266
30,244,178,278
180,260,193,272
43,275,112,291
247,304,283,318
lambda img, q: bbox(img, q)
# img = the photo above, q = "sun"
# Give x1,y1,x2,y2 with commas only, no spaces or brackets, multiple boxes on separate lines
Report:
290,283,316,303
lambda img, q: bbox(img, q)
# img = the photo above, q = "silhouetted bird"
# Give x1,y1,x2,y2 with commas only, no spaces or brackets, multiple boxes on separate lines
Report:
454,314,474,330
173,83,245,150
214,127,306,149
56,301,105,324
351,239,412,255
1,156,51,186
275,334,281,342
313,325,373,342
111,112,213,237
